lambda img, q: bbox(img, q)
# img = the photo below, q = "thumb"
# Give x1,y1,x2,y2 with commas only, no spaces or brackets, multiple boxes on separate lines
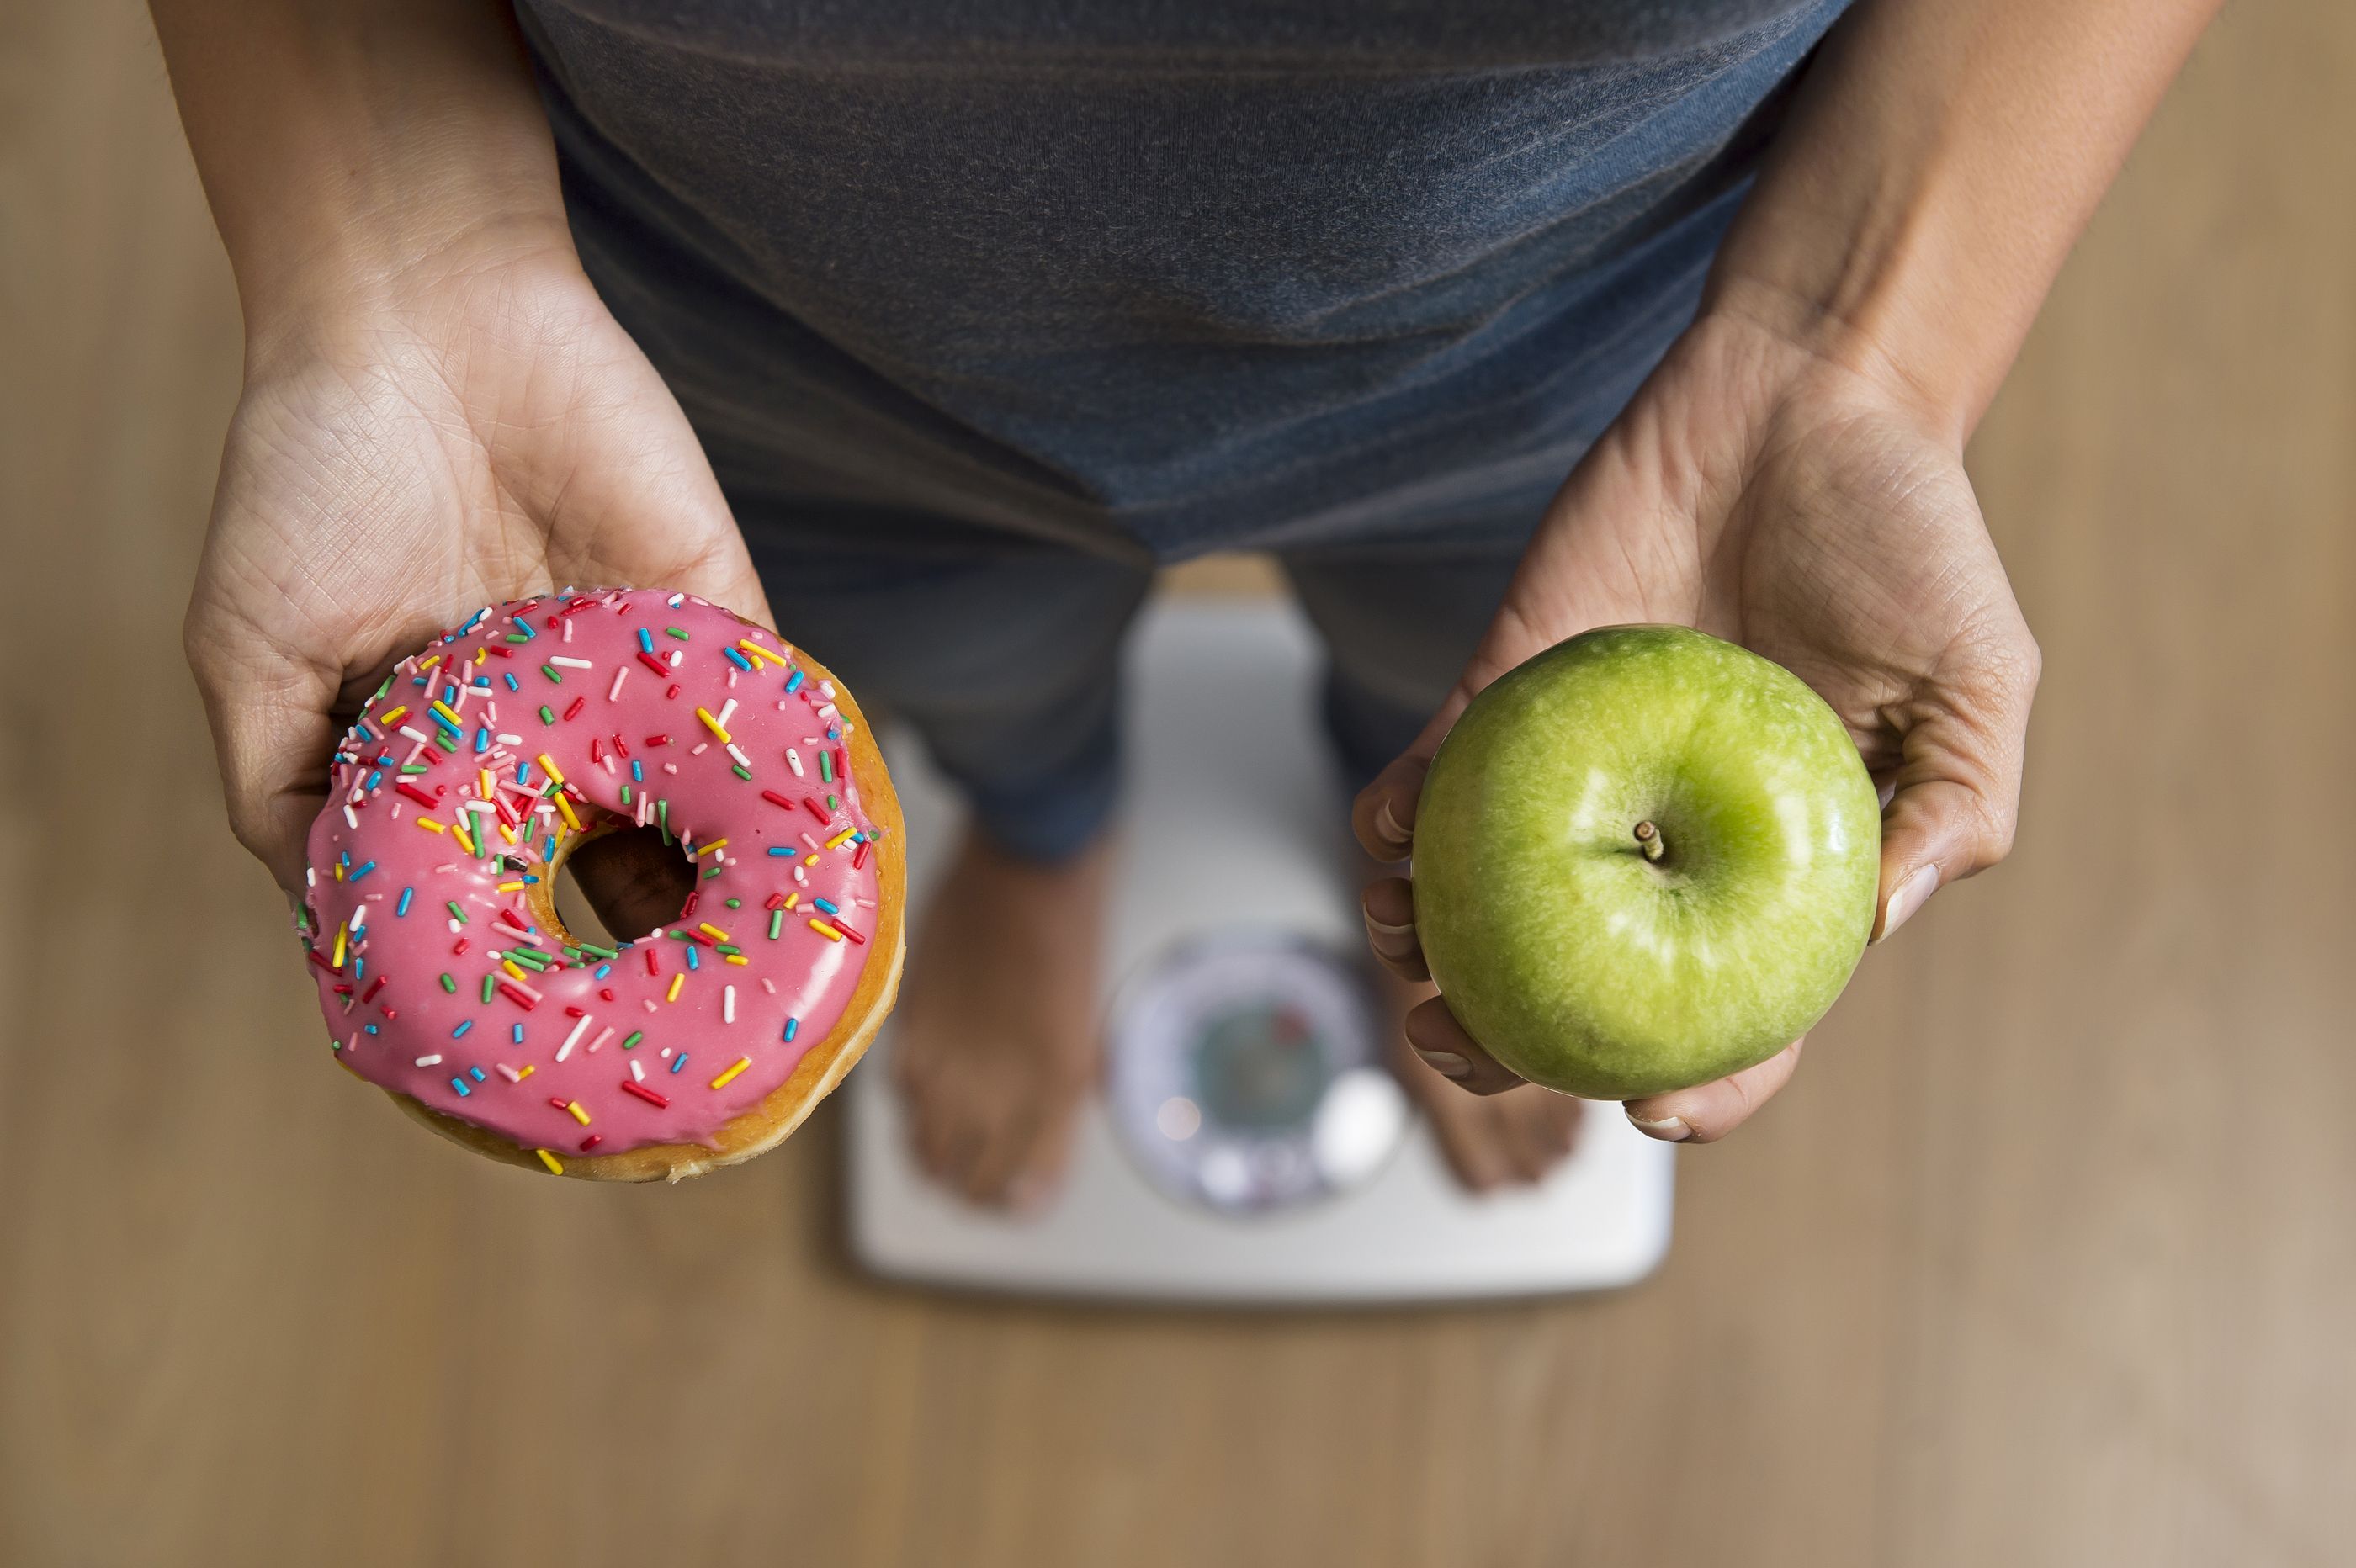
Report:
185,596,339,901
647,495,774,638
1870,626,2041,943
551,452,772,634
692,555,774,639
523,339,775,634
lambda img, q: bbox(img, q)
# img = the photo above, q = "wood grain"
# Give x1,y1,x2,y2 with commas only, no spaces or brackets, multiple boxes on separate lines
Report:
3,3,2350,1564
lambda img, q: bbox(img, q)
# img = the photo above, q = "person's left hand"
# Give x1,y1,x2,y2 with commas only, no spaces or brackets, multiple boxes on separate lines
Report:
1354,302,2041,1144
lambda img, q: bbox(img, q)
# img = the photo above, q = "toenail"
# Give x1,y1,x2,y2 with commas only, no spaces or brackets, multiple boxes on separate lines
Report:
1414,1047,1472,1080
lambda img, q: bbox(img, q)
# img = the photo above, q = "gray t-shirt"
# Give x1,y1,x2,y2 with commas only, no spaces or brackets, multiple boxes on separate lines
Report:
519,1,1849,557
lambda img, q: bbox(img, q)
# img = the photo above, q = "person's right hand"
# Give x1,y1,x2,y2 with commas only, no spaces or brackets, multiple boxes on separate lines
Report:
186,220,770,907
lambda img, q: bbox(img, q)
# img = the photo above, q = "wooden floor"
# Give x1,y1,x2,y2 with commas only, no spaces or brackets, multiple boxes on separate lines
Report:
5,4,2353,1564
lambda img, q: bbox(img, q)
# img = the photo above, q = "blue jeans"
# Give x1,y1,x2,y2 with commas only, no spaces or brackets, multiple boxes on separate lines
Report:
729,486,1540,862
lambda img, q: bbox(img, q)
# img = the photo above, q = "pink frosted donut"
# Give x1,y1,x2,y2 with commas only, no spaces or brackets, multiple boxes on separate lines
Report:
296,590,905,1181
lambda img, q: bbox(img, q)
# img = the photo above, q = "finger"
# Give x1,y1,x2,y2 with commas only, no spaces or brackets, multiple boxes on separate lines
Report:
1351,750,1432,863
1871,625,2041,944
184,596,340,899
1402,996,1526,1096
1359,877,1427,981
1350,666,1483,862
1622,1037,1806,1144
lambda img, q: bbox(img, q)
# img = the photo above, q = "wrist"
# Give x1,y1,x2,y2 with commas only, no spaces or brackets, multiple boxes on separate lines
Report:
224,91,574,358
154,0,574,360
1677,282,1969,458
237,197,580,376
1695,0,2220,448
1697,269,1977,448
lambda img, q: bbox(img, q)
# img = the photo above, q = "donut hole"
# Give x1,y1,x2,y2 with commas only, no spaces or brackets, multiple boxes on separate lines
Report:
551,824,698,946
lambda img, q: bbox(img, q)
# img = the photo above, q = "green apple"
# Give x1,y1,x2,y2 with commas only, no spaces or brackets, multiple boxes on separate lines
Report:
1412,626,1880,1099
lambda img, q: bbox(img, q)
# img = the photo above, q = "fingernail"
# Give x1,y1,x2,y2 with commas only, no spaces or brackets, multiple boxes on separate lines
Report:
1376,799,1409,848
1626,1110,1692,1142
1875,865,1939,944
1362,908,1416,956
1413,1047,1472,1080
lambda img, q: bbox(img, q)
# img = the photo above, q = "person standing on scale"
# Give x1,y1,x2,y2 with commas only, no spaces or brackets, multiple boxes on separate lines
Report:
155,0,2216,1205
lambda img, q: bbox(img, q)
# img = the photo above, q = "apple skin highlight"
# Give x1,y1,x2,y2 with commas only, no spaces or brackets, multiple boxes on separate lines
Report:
1413,626,1881,1100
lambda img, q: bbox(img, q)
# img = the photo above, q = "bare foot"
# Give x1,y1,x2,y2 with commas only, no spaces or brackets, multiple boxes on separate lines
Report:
1364,871,1583,1193
891,829,1110,1210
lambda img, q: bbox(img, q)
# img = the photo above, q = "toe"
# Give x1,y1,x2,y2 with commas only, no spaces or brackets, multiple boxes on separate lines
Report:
1500,1088,1580,1182
942,1049,1093,1210
1524,1089,1583,1161
1004,1090,1084,1215
906,1076,983,1188
1421,1093,1511,1191
1499,1102,1554,1184
938,1117,990,1191
958,1101,1037,1206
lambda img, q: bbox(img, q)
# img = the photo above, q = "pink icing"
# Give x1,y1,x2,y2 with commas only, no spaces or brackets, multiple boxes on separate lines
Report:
299,590,881,1163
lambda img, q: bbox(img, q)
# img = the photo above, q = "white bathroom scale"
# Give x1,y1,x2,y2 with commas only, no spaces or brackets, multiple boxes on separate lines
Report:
846,592,1674,1305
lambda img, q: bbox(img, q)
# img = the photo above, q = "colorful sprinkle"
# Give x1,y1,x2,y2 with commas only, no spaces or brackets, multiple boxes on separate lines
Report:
297,591,882,1162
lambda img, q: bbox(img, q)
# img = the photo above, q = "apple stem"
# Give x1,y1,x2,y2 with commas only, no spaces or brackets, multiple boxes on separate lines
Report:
1634,820,1665,863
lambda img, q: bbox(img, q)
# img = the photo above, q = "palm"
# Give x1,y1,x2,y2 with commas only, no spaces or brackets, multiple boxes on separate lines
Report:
188,246,765,892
